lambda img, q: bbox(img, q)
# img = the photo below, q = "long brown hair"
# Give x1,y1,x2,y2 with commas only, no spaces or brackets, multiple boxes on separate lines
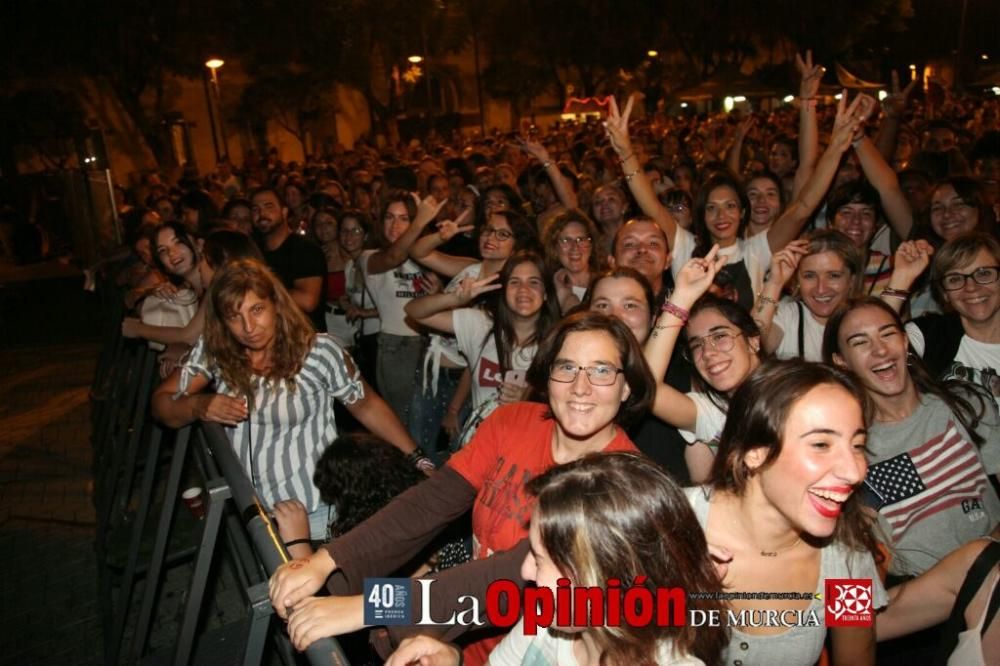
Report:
528,452,727,664
203,259,315,407
710,358,881,559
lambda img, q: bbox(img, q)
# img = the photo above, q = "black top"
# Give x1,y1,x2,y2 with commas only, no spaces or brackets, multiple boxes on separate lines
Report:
261,232,328,333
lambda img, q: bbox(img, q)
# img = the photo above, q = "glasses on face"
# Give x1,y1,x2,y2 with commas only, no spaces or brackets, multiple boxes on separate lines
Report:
549,362,624,386
939,265,1000,291
684,330,743,362
481,227,514,241
558,235,592,248
667,204,690,214
340,227,364,236
929,201,973,217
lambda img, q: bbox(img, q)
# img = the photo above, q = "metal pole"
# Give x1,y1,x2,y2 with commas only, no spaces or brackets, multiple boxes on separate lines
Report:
211,68,229,159
203,70,221,162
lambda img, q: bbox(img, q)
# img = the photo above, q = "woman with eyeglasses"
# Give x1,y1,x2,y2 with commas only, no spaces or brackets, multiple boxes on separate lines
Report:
405,210,540,451
642,246,765,482
542,209,602,313
822,296,1000,577
268,312,655,664
881,233,1000,409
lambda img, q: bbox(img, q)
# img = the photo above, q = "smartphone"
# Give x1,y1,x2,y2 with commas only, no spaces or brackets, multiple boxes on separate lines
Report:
504,370,526,386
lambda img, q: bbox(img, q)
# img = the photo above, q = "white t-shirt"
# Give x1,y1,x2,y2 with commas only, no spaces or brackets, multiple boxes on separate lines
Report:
358,250,426,336
488,618,703,665
907,323,1000,411
344,258,380,336
772,298,826,361
453,307,536,409
678,392,726,452
671,227,772,298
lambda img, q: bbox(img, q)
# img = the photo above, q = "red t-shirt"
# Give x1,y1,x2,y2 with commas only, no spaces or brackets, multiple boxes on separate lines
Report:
447,401,638,665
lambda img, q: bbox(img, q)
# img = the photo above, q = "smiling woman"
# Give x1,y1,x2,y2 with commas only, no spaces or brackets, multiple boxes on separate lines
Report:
693,358,886,665
823,297,1000,577
266,312,655,664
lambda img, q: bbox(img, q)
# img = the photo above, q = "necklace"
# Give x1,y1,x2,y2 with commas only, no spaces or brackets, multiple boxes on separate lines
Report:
759,536,802,557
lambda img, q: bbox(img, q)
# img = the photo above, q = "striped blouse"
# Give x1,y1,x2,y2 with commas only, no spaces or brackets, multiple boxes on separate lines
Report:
176,334,364,511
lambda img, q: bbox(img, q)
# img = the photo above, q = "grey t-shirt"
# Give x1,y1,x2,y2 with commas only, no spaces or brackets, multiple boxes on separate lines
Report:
686,487,887,666
866,391,1000,576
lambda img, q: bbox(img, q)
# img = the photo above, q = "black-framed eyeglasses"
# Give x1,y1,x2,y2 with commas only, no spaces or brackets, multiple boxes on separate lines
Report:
684,331,743,362
481,227,513,241
939,266,1000,291
558,236,592,248
549,363,624,386
668,204,690,214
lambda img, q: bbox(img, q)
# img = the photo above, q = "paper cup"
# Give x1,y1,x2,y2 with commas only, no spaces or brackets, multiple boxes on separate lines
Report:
181,486,206,519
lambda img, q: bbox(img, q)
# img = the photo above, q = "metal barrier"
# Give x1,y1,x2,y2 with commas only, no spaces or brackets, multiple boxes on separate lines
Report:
91,280,350,665
196,422,351,666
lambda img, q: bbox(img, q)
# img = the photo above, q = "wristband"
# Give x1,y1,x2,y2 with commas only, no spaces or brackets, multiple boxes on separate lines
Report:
756,293,778,308
407,447,436,472
284,538,311,548
881,287,910,300
624,168,641,183
618,152,635,164
660,301,690,324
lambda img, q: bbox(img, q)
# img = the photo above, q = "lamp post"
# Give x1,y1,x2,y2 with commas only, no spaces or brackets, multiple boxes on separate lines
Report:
205,58,228,161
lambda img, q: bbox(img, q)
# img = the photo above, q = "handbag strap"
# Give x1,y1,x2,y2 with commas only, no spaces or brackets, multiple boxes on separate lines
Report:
934,538,1000,665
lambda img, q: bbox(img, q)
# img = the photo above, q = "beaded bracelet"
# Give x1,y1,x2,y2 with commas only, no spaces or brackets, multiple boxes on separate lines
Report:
661,301,690,324
756,293,778,307
618,152,635,164
624,168,641,183
881,287,911,300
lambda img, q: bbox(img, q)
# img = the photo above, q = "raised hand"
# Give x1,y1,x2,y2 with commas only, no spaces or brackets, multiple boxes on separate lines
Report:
795,50,825,100
435,208,474,242
672,245,729,307
889,239,935,290
736,114,757,141
830,91,876,151
412,193,449,227
603,94,635,157
516,136,552,164
882,70,917,119
455,273,501,304
767,239,810,289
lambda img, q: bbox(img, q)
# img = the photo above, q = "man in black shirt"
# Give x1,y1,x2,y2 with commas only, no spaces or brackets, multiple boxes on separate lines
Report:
250,187,327,332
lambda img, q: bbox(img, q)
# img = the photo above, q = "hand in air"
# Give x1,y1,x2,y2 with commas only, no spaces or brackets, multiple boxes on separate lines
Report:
455,273,501,304
890,240,935,290
767,239,810,289
795,49,825,101
604,95,635,157
673,245,728,306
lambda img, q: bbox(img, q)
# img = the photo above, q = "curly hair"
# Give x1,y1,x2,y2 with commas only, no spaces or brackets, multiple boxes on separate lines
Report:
313,434,426,536
203,259,315,408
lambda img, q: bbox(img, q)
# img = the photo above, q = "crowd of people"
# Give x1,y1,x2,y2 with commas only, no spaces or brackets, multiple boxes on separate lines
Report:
104,51,1000,665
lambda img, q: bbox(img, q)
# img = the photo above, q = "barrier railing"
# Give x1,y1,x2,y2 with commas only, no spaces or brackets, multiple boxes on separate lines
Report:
91,280,350,665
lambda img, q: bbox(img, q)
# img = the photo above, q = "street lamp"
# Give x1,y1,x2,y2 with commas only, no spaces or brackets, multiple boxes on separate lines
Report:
647,50,659,58
408,55,424,64
204,58,228,161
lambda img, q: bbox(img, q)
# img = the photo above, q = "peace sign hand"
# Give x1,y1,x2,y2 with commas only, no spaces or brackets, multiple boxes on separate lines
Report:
673,245,728,308
436,208,474,242
883,70,917,119
603,95,635,157
455,273,501,304
795,50,825,100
